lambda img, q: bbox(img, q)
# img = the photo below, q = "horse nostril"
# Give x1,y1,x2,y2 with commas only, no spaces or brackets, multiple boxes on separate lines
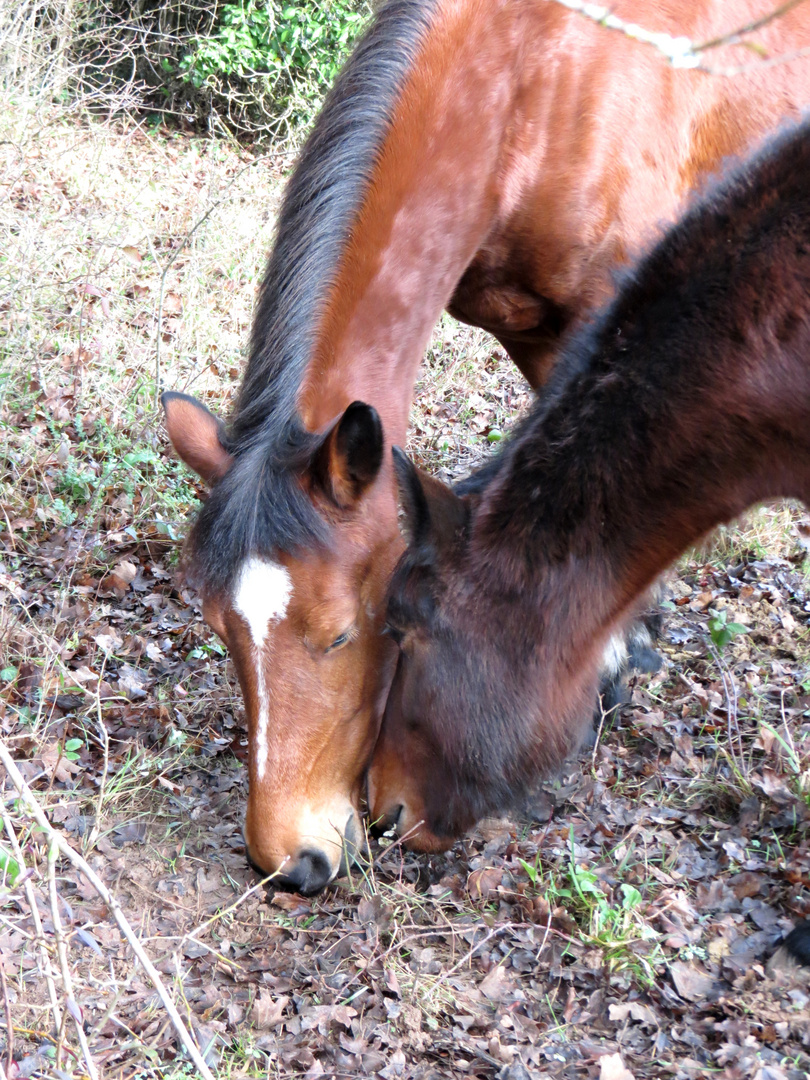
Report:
372,805,403,836
272,848,333,896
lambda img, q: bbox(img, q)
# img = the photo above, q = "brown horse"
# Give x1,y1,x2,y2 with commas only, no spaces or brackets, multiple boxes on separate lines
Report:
163,0,810,893
367,118,810,853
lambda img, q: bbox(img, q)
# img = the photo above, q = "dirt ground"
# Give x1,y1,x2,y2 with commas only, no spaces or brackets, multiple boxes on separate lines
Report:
1,111,810,1080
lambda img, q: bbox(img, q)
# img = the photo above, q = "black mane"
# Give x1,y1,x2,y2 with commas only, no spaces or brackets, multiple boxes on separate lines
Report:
188,0,436,591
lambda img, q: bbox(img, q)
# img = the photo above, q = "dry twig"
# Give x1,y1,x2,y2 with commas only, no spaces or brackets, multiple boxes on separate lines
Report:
47,840,99,1080
427,924,509,996
1,812,62,1033
85,656,110,853
0,955,13,1075
0,740,216,1080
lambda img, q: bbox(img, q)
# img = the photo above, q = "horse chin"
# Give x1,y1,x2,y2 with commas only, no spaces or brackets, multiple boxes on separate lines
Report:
400,820,457,854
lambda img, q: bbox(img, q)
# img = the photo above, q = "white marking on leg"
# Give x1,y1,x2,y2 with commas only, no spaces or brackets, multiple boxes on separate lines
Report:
232,557,293,780
601,633,628,679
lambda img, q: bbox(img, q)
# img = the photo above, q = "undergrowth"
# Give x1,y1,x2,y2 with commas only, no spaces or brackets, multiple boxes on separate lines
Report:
1,43,810,1080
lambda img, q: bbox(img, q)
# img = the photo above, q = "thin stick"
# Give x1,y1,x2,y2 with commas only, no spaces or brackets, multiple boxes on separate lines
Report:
1,813,62,1032
85,655,109,853
693,0,809,52
88,958,136,1040
53,1004,69,1074
705,639,744,774
47,841,99,1080
372,819,427,867
0,955,13,1075
532,906,555,977
427,924,507,996
0,740,215,1080
178,868,281,946
592,696,620,771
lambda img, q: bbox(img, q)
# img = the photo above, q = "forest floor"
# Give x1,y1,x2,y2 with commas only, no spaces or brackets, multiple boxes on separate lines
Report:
1,102,810,1080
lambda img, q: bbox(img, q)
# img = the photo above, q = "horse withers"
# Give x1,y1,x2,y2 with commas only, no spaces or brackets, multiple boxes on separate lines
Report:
368,118,810,851
163,0,810,893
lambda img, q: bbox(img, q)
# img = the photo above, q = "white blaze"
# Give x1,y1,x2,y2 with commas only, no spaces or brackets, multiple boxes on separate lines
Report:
232,557,293,779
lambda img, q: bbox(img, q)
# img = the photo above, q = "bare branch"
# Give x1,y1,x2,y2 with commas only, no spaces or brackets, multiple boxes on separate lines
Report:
547,0,810,74
693,0,809,53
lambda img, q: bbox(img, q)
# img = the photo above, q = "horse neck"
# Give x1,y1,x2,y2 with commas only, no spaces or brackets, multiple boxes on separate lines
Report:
473,140,810,696
297,0,524,443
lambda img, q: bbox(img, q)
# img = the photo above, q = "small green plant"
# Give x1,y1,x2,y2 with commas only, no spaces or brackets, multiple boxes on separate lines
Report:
548,831,662,984
187,639,227,661
0,847,21,886
518,854,541,885
707,609,748,651
61,737,84,762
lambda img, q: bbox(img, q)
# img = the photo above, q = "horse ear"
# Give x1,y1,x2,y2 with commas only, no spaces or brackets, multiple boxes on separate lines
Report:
392,446,432,548
392,446,468,553
314,401,384,508
162,391,233,486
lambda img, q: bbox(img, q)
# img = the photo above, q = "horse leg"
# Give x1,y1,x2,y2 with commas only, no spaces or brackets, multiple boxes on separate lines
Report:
593,597,664,727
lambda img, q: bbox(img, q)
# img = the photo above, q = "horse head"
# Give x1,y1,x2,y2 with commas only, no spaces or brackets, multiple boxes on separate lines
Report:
164,392,401,893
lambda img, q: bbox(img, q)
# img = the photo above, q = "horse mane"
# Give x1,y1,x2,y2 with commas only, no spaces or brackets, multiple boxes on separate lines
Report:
187,0,436,591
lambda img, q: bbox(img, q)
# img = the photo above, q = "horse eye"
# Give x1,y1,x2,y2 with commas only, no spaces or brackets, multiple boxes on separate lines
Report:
382,623,404,645
326,631,351,654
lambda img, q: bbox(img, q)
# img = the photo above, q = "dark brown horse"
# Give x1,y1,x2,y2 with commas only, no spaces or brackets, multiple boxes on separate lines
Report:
163,0,810,893
367,119,810,855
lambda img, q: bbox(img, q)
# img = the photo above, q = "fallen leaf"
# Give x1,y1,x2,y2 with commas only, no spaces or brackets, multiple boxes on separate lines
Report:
39,742,81,783
252,989,289,1030
104,559,138,592
70,666,100,684
270,892,311,914
599,1052,635,1080
479,964,516,1003
669,960,716,1002
608,1001,657,1025
93,629,123,654
117,664,150,699
163,291,183,314
467,866,502,900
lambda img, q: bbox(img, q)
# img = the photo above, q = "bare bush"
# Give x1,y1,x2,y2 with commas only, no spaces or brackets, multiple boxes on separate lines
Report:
0,1,369,141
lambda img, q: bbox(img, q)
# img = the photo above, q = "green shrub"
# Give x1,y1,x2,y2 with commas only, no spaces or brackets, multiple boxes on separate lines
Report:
179,0,372,136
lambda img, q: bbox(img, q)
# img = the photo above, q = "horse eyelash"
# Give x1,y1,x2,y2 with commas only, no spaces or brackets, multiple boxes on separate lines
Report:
325,624,359,653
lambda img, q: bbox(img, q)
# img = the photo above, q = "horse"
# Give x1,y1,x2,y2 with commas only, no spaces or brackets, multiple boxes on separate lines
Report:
367,117,810,855
368,116,810,972
162,0,810,894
